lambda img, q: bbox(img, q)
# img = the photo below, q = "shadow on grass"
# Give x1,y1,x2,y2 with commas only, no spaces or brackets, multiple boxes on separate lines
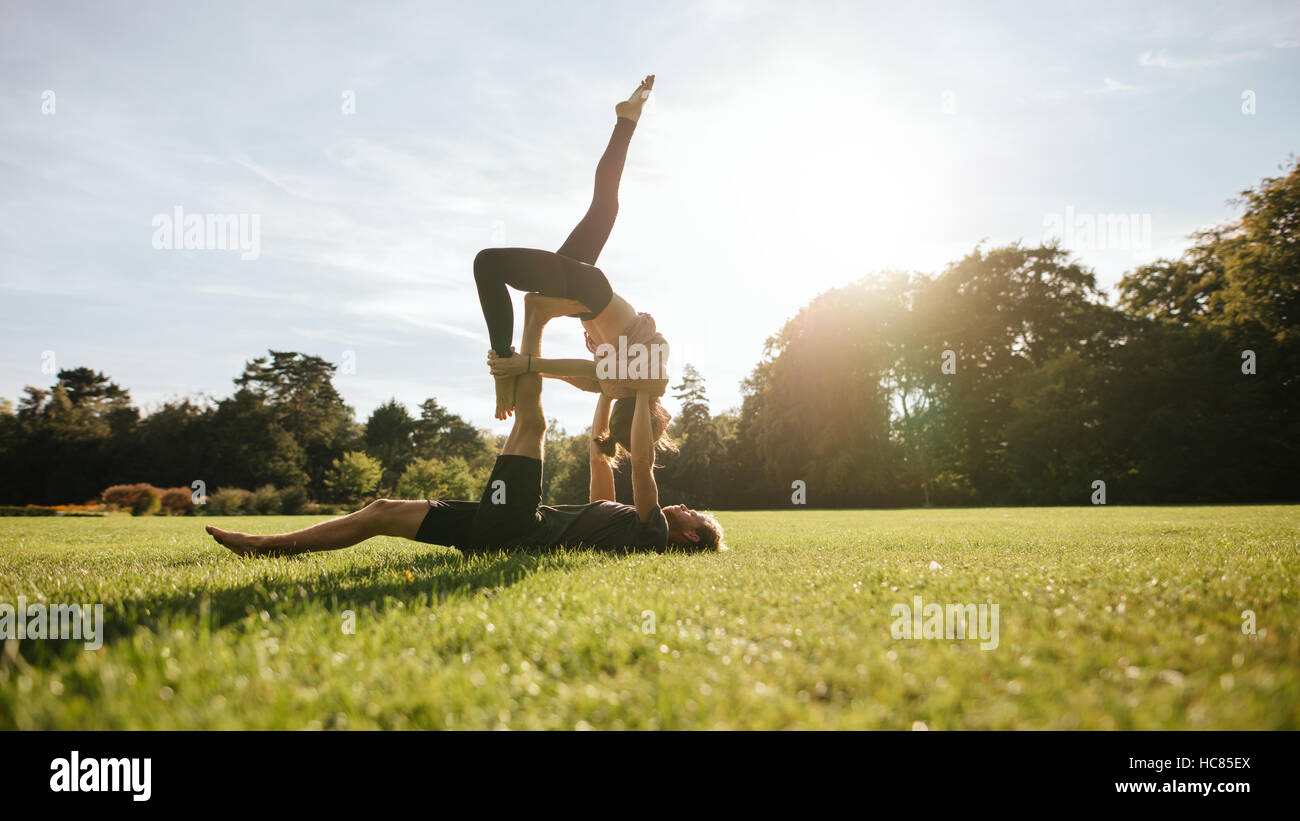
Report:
8,546,576,670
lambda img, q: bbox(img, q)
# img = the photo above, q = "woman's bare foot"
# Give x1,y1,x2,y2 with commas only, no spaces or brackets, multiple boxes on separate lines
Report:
494,373,516,420
206,524,267,556
615,74,654,123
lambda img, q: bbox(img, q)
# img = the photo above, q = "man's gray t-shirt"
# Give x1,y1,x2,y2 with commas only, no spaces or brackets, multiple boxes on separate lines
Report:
530,501,668,550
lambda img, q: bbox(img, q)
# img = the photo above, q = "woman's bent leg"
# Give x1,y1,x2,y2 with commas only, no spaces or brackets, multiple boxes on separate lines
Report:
475,247,612,419
474,247,611,357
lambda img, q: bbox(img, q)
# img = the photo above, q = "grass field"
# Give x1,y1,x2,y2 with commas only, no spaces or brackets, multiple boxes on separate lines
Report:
1,506,1297,730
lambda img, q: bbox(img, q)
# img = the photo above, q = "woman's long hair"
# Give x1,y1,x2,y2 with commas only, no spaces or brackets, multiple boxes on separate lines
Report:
592,396,676,466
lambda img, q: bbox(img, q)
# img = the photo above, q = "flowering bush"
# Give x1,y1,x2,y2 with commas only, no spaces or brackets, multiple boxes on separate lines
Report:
102,484,162,516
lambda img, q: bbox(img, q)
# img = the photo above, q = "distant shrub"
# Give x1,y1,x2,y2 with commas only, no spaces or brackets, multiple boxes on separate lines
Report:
50,503,106,517
0,505,57,516
325,451,383,503
248,484,282,515
102,484,162,516
159,487,195,516
397,457,480,501
208,487,252,515
277,485,309,515
0,504,106,517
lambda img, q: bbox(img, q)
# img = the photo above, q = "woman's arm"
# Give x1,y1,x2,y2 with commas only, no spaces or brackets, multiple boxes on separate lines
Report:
559,375,604,394
591,392,613,439
630,391,660,523
489,354,598,381
588,395,616,502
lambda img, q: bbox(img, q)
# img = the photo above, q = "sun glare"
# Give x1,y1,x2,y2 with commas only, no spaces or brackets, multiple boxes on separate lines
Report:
619,58,953,391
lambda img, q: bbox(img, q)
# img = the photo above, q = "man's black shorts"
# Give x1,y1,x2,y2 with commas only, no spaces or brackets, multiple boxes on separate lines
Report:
413,455,542,549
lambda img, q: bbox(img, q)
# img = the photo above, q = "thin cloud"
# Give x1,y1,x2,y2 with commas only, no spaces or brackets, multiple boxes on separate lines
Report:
290,327,401,348
1137,48,1263,69
232,156,313,199
194,283,307,303
340,298,489,345
1086,77,1146,94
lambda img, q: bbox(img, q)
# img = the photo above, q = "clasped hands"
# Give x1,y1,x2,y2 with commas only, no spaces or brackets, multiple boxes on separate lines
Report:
487,348,530,377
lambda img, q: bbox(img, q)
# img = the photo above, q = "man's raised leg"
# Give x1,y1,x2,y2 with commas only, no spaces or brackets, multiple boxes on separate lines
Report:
464,306,551,548
501,296,551,459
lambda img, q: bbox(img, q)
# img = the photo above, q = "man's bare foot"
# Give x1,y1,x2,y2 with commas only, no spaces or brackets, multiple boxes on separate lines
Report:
615,74,654,123
206,524,267,556
494,374,516,420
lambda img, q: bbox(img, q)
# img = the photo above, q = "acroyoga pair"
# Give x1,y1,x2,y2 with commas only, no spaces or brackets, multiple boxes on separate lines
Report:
208,76,725,557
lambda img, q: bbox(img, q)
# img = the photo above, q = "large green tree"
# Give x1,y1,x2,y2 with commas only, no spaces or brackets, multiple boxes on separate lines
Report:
234,351,359,494
413,398,489,467
364,399,417,492
665,365,724,507
9,369,139,504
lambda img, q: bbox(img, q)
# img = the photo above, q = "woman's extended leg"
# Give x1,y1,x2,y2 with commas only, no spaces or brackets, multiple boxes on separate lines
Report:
205,499,431,557
556,74,654,266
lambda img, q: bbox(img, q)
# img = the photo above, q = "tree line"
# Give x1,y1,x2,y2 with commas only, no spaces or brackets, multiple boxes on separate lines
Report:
1,159,1296,510
688,158,1299,507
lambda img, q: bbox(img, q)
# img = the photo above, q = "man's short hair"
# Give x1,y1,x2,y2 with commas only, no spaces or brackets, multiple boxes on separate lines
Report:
677,511,726,552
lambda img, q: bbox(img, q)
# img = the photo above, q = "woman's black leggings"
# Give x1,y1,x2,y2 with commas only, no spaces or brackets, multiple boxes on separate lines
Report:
474,117,635,357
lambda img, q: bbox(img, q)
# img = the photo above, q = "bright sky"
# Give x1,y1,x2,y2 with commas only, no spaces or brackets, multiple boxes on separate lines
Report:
2,0,1298,436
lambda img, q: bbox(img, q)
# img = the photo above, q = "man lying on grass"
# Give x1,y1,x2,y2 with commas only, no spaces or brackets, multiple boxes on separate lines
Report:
206,297,724,557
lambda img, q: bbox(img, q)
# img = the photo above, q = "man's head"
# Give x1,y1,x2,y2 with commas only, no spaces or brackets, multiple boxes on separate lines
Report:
662,504,726,552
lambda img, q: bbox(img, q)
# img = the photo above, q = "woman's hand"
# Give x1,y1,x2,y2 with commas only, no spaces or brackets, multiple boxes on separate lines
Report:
488,350,530,377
